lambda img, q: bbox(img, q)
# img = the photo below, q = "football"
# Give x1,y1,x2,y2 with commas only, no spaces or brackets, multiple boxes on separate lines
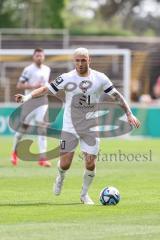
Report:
100,186,120,205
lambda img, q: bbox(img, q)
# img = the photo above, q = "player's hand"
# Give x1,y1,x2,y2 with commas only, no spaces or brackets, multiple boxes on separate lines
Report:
15,94,25,103
127,114,140,128
15,94,32,103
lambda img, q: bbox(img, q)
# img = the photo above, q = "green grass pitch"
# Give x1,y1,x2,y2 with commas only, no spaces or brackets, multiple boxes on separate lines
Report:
0,136,160,240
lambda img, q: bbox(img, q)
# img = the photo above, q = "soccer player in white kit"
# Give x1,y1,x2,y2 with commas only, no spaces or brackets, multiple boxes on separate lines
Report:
12,48,51,167
15,48,140,204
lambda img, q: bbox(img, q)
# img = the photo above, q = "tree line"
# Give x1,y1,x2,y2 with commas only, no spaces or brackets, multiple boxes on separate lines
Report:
1,0,160,36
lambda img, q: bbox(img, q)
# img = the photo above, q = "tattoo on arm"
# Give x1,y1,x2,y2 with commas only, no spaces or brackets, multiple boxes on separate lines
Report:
111,90,132,116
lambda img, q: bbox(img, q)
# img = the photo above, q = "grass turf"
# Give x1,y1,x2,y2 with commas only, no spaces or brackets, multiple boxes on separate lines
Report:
0,136,160,240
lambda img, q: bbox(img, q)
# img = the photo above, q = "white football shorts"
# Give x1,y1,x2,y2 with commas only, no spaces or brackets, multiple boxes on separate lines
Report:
60,130,100,155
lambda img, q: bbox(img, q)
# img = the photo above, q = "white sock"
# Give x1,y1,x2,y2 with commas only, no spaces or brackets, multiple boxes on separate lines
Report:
38,135,47,159
81,169,96,196
12,132,23,151
57,160,66,180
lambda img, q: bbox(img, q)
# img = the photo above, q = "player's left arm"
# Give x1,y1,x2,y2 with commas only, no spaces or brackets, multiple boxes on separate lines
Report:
109,88,140,128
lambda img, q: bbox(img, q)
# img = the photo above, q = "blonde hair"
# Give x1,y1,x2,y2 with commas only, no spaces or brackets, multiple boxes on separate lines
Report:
74,48,89,57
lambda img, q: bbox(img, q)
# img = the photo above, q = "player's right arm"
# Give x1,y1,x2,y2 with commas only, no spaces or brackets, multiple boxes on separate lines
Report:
15,75,65,103
15,86,49,103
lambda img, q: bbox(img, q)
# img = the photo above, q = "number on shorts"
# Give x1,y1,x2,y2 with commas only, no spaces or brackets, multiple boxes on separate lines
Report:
60,140,66,149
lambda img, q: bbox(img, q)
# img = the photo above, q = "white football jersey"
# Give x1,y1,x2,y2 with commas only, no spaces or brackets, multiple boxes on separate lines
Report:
47,69,115,133
19,63,51,95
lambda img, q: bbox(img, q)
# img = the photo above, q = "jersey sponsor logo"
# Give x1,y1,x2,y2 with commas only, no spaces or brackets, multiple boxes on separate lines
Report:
72,94,95,109
79,94,91,106
54,76,64,86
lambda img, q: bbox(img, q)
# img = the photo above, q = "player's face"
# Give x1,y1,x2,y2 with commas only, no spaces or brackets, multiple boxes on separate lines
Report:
33,51,45,66
74,55,90,76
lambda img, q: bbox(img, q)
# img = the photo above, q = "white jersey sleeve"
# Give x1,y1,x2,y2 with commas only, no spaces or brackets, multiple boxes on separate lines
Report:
19,66,30,83
101,73,115,95
46,73,68,94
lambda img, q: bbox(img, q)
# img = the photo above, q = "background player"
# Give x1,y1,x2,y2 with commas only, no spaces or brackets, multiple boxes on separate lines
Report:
12,48,51,167
15,48,140,203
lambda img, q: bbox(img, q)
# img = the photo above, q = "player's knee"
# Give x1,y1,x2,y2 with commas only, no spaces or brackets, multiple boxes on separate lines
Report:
59,152,74,170
85,158,96,171
60,163,71,170
85,154,96,168
86,163,96,171
60,159,72,170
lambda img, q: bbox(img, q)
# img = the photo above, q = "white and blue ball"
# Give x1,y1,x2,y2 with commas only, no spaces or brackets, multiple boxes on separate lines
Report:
100,186,120,205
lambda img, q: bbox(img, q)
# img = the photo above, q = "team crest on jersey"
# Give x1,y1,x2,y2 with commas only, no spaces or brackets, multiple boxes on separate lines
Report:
79,80,92,93
54,76,64,86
